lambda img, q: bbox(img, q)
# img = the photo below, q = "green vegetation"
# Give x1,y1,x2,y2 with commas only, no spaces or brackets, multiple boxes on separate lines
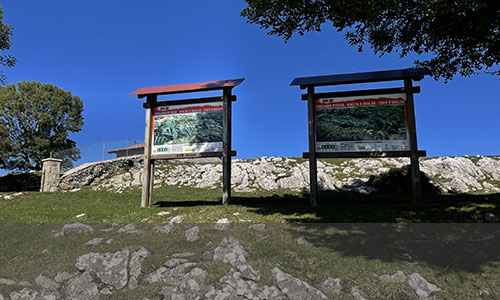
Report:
0,185,498,223
0,6,15,85
242,1,500,80
154,111,222,146
1,175,499,298
0,222,499,299
316,105,406,142
0,81,84,171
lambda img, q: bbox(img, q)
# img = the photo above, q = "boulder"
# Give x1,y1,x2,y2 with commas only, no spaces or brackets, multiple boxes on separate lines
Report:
214,237,247,266
185,226,200,242
118,224,141,234
380,271,407,283
249,224,266,231
272,267,328,300
54,223,93,237
9,288,39,300
407,273,441,298
214,218,230,230
322,277,341,294
128,247,149,290
65,271,100,300
75,249,130,290
154,223,177,234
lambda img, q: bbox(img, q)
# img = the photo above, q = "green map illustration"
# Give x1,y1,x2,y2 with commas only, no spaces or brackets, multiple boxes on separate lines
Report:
316,105,407,142
153,111,223,145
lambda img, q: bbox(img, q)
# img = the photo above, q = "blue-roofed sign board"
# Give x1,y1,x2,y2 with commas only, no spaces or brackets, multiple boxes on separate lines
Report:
315,93,410,153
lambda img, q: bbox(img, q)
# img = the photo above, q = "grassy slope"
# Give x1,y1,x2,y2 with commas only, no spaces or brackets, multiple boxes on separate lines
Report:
0,184,499,223
1,173,500,299
0,223,499,299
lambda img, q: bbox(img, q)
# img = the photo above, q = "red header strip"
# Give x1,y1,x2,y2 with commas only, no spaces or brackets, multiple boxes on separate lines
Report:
154,104,222,116
315,97,404,109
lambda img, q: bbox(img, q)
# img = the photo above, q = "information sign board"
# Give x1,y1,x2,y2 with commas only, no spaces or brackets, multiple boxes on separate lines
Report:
315,93,409,152
152,102,223,155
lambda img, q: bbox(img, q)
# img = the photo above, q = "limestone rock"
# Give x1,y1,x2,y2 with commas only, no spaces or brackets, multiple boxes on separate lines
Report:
214,237,247,266
160,267,208,300
380,271,407,283
66,271,100,300
215,218,230,230
351,286,367,300
58,155,500,195
154,223,177,234
35,274,59,290
128,247,149,290
75,249,129,290
272,267,328,300
85,238,104,246
54,223,93,237
407,273,441,298
118,223,141,234
322,277,341,294
185,226,200,241
0,278,16,285
169,215,184,224
249,224,266,231
54,272,77,284
146,258,197,285
9,288,39,300
297,237,307,245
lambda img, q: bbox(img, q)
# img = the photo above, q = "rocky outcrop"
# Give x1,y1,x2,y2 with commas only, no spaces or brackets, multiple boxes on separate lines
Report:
58,155,143,191
57,155,500,195
2,225,448,300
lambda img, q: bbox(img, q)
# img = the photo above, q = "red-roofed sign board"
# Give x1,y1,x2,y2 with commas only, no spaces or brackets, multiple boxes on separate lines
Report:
131,78,244,207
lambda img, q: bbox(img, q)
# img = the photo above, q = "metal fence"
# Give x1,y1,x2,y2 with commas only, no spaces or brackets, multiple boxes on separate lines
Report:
52,138,144,171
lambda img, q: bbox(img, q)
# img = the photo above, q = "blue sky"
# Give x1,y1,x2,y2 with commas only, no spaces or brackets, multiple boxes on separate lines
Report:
2,0,499,162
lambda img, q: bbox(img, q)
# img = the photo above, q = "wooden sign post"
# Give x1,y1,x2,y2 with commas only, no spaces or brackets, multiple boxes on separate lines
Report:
130,78,244,207
291,68,431,205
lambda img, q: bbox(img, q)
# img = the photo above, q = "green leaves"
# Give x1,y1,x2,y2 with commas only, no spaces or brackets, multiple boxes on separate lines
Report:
0,6,15,85
242,0,500,81
0,81,84,171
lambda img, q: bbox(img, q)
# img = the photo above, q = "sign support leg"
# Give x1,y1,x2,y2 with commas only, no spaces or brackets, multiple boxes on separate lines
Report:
222,88,232,205
141,95,156,208
307,86,318,206
148,160,155,207
404,79,422,202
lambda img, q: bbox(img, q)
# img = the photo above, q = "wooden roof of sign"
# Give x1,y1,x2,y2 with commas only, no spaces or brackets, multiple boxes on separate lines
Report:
130,78,245,98
290,68,431,89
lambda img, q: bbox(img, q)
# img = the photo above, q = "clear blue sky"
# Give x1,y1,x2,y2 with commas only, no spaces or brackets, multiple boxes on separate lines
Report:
3,1,500,161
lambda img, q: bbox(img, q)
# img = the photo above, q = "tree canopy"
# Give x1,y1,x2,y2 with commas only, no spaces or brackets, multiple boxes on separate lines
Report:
0,6,15,85
241,0,500,81
0,81,84,171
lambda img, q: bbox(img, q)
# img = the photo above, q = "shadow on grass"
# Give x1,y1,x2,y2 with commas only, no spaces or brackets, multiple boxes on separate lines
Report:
155,166,499,222
284,223,500,274
0,172,41,192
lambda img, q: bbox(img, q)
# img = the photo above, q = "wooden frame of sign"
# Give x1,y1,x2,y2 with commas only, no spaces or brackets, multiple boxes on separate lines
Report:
291,68,431,206
130,78,245,207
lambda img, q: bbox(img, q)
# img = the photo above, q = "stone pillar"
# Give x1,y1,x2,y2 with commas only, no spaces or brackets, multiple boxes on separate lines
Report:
40,158,62,192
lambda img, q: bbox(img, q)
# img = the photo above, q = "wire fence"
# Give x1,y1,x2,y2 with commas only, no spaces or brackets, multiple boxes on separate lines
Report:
52,138,144,171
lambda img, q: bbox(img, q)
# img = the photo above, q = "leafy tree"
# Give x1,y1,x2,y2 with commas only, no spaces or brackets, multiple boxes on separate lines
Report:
0,81,84,171
0,6,15,85
241,0,500,80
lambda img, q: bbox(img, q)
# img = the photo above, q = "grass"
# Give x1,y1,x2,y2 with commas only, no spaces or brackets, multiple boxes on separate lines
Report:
1,174,500,299
0,223,499,299
0,184,499,223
